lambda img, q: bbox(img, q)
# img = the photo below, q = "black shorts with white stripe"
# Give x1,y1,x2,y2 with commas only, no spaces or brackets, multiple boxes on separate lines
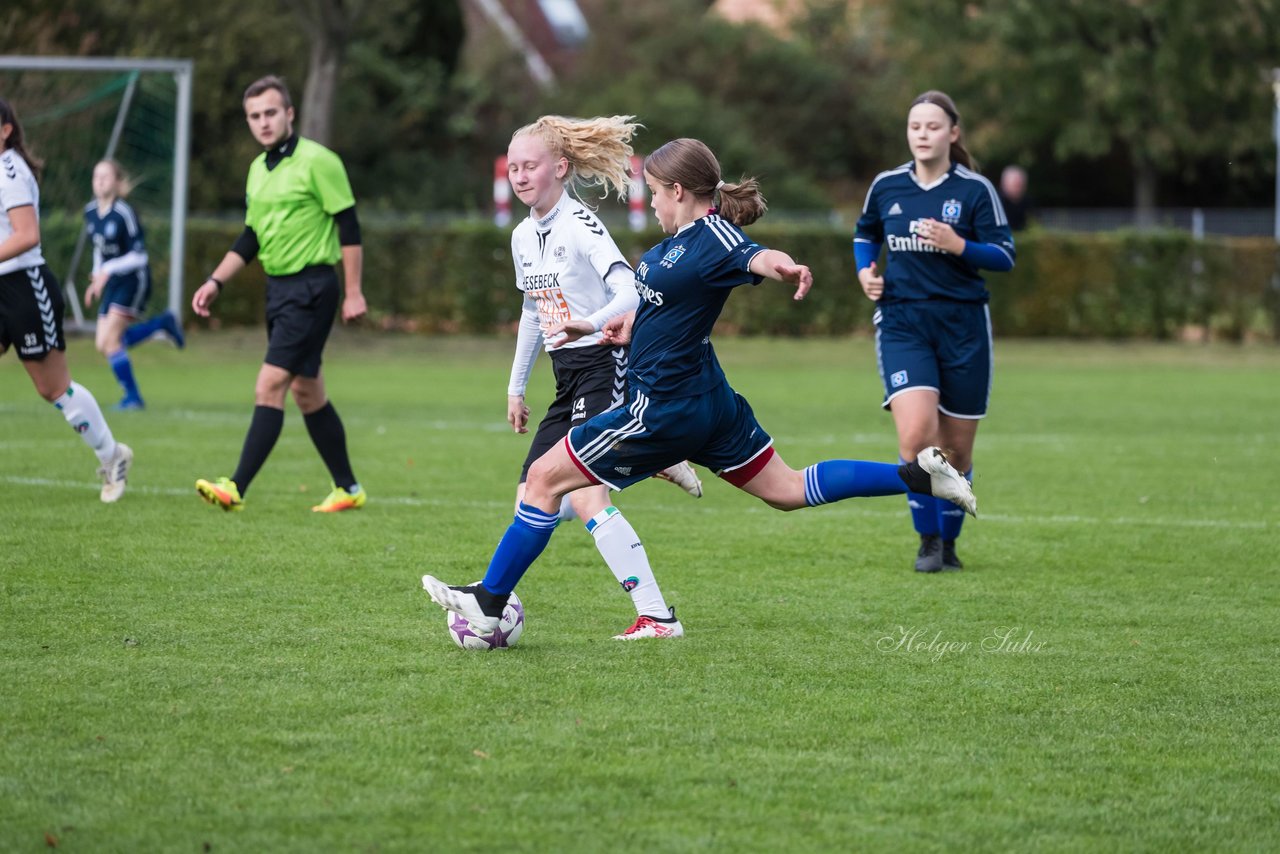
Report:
520,342,629,482
0,264,66,360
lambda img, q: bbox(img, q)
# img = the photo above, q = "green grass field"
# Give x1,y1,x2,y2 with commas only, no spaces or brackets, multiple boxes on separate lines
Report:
2,331,1278,852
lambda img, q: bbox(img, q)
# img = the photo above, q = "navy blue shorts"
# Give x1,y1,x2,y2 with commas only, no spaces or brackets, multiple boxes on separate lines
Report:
873,300,992,419
264,265,339,378
566,381,774,491
98,271,151,318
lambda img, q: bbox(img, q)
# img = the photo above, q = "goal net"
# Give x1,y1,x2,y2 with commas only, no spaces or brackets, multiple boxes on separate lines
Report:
0,56,192,330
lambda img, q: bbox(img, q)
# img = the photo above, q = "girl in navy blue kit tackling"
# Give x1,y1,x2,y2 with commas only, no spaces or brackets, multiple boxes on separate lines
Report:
854,90,1016,573
423,137,979,638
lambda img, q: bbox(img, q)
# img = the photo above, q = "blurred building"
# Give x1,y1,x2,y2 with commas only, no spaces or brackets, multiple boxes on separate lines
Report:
711,0,802,30
463,0,591,88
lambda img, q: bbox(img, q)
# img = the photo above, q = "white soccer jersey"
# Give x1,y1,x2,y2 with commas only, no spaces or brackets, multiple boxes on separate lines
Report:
506,191,640,397
0,150,46,274
510,191,636,350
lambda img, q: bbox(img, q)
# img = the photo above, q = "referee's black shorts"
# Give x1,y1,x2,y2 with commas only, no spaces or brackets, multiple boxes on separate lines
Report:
521,343,628,481
264,264,339,378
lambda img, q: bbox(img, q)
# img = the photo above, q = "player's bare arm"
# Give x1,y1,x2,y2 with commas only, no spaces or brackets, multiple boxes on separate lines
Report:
917,218,964,254
597,310,635,346
545,318,598,348
0,204,39,260
858,261,884,300
750,249,812,300
83,272,108,307
192,251,247,317
340,244,366,323
507,394,531,433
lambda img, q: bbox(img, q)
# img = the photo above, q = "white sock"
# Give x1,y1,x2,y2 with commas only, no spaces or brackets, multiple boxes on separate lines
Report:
587,507,670,618
54,381,117,465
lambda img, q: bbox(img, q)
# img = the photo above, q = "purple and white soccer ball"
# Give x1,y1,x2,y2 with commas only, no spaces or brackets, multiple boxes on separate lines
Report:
447,589,524,650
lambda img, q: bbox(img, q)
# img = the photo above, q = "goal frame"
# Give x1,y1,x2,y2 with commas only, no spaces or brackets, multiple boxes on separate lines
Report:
0,55,193,327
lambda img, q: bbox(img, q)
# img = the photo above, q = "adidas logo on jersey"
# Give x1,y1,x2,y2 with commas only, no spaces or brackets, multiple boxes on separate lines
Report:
888,203,903,216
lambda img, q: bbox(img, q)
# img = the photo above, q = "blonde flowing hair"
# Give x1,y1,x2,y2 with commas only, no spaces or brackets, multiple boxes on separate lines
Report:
511,115,640,202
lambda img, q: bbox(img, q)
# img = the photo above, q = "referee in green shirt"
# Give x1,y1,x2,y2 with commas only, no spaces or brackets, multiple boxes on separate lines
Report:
192,75,367,513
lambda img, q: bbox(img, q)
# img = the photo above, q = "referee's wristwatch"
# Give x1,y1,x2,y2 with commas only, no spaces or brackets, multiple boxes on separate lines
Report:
207,275,223,292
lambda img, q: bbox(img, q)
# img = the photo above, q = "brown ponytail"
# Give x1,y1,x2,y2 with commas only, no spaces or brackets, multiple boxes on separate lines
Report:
644,138,768,227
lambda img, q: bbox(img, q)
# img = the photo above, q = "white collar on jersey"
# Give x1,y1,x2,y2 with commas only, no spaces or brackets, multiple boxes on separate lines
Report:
909,161,954,192
534,190,570,230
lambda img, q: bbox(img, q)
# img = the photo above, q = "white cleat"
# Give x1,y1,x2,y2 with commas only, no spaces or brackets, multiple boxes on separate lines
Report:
613,607,685,640
421,575,500,635
653,461,703,498
917,447,977,517
98,442,133,503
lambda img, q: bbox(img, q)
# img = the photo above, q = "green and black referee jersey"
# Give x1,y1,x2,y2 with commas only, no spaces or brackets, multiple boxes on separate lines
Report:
239,135,357,277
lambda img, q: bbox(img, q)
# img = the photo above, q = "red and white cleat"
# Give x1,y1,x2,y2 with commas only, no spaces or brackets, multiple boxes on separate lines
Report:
613,608,685,640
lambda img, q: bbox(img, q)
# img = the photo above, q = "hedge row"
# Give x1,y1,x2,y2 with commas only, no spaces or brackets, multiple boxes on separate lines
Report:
41,216,1279,340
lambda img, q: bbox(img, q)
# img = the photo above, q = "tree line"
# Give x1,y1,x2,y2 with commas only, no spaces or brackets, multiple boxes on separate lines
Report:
5,0,1278,217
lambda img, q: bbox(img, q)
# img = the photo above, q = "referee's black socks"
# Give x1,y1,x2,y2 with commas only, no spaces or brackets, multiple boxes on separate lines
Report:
232,404,285,496
304,401,358,492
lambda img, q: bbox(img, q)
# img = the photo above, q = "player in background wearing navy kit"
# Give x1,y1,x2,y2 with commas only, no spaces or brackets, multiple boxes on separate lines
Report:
0,99,132,502
504,115,701,640
854,91,1015,573
82,158,185,410
423,137,977,637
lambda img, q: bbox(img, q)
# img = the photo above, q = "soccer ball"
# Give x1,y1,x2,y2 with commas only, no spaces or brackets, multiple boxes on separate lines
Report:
447,589,524,650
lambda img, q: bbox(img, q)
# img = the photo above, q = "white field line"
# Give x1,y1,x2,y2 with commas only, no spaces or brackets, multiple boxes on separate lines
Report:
1,475,1270,531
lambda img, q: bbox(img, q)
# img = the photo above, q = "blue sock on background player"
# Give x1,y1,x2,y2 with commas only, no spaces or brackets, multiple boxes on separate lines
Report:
123,310,185,349
900,455,940,535
481,502,559,595
107,349,142,404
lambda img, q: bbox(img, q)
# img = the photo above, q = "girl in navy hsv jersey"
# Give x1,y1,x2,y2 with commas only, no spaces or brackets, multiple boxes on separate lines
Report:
82,159,185,410
854,90,1016,573
422,137,979,639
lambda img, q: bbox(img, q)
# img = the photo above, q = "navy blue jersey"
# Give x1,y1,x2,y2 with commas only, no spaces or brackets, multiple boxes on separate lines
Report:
84,199,147,283
854,162,1014,304
630,215,766,399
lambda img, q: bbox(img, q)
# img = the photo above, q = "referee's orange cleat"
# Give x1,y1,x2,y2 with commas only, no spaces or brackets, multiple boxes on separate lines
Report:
196,476,244,512
312,484,366,513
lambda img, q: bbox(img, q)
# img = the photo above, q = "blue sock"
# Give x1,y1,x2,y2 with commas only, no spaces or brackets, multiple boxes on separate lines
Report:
108,349,141,401
123,315,165,348
481,502,559,595
901,456,939,535
803,460,907,506
938,469,972,540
